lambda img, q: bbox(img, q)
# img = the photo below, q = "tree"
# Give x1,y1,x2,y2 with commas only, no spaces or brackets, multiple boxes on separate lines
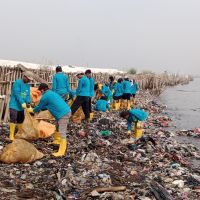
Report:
141,70,154,75
128,68,137,75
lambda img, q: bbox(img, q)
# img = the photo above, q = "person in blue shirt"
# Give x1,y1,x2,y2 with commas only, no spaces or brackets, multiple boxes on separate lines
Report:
9,71,33,141
101,83,112,101
68,89,76,106
85,69,95,121
122,78,132,110
95,96,110,112
71,73,90,121
131,79,139,98
108,76,116,91
29,83,71,157
130,79,139,106
113,78,123,110
120,109,148,138
108,76,117,108
52,66,71,100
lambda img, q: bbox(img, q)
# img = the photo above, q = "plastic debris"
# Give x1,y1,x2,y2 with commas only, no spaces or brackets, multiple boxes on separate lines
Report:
100,130,111,137
0,90,199,199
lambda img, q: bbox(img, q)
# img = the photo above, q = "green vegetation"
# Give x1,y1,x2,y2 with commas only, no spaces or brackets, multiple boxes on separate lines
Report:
127,68,137,75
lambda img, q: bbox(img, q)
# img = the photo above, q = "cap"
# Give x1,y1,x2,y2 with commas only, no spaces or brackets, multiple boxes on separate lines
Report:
23,71,34,81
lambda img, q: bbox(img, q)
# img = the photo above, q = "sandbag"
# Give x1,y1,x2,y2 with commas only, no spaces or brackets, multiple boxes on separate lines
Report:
0,139,44,164
15,110,39,140
30,87,41,105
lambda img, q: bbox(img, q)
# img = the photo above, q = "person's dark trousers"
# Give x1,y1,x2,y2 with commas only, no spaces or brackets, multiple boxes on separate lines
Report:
71,96,90,119
88,97,92,113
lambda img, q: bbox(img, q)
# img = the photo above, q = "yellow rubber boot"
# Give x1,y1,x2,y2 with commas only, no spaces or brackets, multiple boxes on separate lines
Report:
112,100,116,110
127,100,131,110
120,100,125,109
115,102,119,110
90,112,94,121
134,122,143,139
124,100,128,110
68,99,73,107
130,98,134,108
9,123,16,141
99,84,103,90
51,131,61,145
52,138,67,157
18,123,23,133
119,100,122,110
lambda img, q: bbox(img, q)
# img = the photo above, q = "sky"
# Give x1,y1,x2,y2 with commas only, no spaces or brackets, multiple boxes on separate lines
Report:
0,0,200,74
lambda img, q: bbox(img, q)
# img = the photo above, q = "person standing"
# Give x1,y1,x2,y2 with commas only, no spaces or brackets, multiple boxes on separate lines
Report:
29,83,71,157
113,78,124,110
52,65,71,100
9,72,33,141
130,79,139,105
108,76,115,91
71,73,90,121
108,76,116,107
122,78,131,110
85,69,95,121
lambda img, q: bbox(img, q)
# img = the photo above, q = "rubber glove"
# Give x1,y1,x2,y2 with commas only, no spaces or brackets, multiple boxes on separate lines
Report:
127,130,131,135
27,107,34,114
22,103,27,109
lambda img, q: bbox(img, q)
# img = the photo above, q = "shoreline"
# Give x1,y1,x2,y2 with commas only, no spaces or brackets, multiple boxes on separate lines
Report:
0,89,199,199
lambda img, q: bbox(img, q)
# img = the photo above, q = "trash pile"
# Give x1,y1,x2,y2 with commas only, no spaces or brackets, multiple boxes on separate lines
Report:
177,129,200,137
0,90,200,199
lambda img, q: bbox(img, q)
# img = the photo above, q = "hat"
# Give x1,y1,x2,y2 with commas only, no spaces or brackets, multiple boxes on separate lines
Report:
23,71,34,81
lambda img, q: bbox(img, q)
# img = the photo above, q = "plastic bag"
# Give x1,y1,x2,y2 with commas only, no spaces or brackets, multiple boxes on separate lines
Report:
38,120,56,138
15,110,55,140
0,139,44,164
35,110,55,121
15,110,39,140
30,87,41,105
72,107,85,123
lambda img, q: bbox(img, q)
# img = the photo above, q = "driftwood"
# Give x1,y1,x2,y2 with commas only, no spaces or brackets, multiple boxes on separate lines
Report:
0,96,5,122
94,186,126,193
150,181,174,200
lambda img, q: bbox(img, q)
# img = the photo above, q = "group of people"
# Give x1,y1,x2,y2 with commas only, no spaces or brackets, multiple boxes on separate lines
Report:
95,76,139,112
9,66,147,158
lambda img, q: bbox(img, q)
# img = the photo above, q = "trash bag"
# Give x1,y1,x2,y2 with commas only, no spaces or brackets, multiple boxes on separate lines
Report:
38,120,56,138
35,110,55,121
30,87,41,105
0,139,44,164
15,110,39,140
72,107,85,123
15,110,56,140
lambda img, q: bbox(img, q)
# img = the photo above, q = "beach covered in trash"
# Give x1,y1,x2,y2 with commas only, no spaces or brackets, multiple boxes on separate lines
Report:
0,90,200,200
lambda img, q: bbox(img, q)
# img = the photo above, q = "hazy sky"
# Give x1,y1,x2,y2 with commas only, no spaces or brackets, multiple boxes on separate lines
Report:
0,0,200,74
